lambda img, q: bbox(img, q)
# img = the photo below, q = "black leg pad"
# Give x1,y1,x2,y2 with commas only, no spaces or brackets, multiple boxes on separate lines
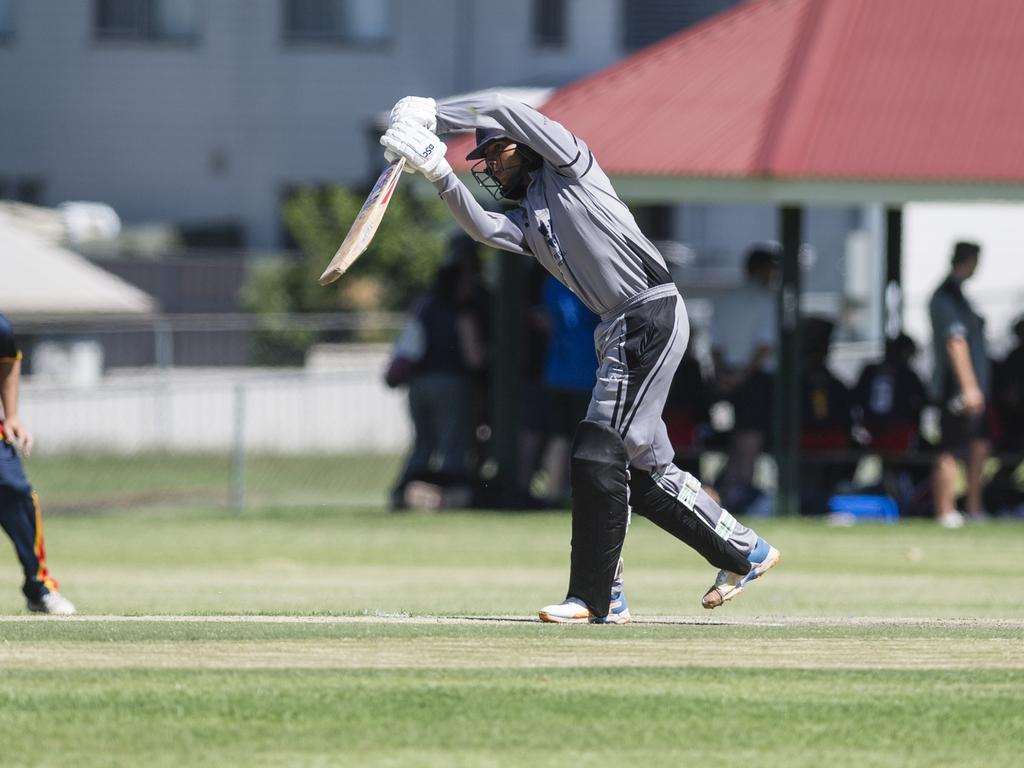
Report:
567,421,629,617
629,470,750,574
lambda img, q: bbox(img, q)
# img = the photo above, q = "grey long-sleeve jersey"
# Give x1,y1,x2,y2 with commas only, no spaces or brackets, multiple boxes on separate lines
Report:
432,94,672,319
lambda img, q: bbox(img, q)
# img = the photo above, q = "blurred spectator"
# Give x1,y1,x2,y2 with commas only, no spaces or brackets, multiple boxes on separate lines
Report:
710,244,778,514
800,317,855,515
664,331,713,478
991,316,1024,452
852,333,932,515
929,241,991,528
448,235,493,481
538,274,600,505
985,316,1024,515
1,312,76,614
517,261,552,502
387,244,488,510
853,333,928,453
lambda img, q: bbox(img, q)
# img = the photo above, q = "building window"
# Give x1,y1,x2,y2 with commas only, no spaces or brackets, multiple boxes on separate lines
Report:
0,177,44,205
623,0,743,52
95,0,200,42
283,0,391,45
532,0,567,48
0,0,15,39
16,178,42,205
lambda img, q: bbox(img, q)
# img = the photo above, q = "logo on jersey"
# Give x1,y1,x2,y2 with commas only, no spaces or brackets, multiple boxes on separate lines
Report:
535,208,567,265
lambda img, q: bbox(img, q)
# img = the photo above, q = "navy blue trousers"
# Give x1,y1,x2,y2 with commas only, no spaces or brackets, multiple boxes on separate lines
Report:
0,438,58,601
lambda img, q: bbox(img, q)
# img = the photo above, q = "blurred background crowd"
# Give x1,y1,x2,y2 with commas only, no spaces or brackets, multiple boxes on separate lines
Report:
386,239,1024,526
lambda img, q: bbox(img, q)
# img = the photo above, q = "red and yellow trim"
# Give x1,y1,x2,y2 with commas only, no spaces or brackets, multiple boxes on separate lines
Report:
31,492,59,593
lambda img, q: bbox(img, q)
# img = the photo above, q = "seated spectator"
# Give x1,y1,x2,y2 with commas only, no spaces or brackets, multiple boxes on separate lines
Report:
851,333,933,516
801,318,852,452
664,334,712,478
799,317,855,514
991,316,1024,452
852,333,928,453
710,245,778,513
985,316,1024,515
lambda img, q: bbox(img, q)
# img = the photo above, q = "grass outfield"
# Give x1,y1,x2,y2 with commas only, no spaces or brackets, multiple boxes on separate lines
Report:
1,507,1023,766
26,453,404,511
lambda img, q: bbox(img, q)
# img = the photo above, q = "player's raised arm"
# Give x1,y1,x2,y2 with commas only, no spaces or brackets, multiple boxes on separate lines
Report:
434,175,530,254
436,93,588,177
380,116,529,255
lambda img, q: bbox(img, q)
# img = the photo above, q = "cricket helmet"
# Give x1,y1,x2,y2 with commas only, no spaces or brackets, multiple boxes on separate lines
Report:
465,127,510,160
466,128,542,201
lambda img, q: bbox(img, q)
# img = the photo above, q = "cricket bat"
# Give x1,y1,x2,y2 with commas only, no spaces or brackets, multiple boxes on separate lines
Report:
318,157,406,286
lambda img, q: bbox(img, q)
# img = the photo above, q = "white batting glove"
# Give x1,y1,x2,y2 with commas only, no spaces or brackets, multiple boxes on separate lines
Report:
383,148,417,173
389,96,436,132
380,121,451,183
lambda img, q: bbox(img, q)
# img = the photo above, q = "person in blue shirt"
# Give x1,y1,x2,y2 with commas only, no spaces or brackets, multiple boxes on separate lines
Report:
539,275,599,504
0,313,76,614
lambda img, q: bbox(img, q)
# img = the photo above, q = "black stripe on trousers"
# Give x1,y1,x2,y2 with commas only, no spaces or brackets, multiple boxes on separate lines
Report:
609,376,625,430
615,297,678,439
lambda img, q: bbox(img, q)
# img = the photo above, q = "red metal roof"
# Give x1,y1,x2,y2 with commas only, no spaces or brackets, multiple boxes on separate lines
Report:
452,0,1024,182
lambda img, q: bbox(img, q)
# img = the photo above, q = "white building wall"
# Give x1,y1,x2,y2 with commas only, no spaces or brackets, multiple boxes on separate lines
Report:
0,0,624,248
904,202,1024,359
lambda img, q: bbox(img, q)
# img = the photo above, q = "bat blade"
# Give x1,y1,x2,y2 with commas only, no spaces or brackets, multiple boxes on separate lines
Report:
318,157,406,286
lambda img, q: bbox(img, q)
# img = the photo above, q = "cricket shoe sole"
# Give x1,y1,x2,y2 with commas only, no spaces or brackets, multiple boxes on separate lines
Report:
702,538,780,610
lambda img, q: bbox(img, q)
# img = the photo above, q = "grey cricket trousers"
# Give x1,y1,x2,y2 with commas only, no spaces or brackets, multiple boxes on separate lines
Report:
586,284,758,557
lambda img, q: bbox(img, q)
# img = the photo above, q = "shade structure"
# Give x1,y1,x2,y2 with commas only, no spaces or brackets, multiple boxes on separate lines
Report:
450,0,1024,202
1,206,155,321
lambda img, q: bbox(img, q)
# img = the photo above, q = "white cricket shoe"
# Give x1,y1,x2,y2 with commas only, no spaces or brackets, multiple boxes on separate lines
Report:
539,593,631,624
938,510,965,529
27,591,77,616
702,536,780,609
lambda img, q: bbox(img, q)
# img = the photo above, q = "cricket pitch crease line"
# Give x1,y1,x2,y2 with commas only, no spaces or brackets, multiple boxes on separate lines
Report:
3,614,1024,629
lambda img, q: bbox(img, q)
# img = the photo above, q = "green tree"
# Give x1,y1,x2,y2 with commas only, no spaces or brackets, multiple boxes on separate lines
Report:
241,181,454,364
285,182,451,311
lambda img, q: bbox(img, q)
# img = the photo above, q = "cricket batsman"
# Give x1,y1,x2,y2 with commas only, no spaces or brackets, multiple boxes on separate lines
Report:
381,94,780,623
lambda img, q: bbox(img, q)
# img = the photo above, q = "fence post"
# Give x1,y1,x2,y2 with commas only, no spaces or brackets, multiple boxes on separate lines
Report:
154,319,174,368
154,319,175,447
230,381,247,512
